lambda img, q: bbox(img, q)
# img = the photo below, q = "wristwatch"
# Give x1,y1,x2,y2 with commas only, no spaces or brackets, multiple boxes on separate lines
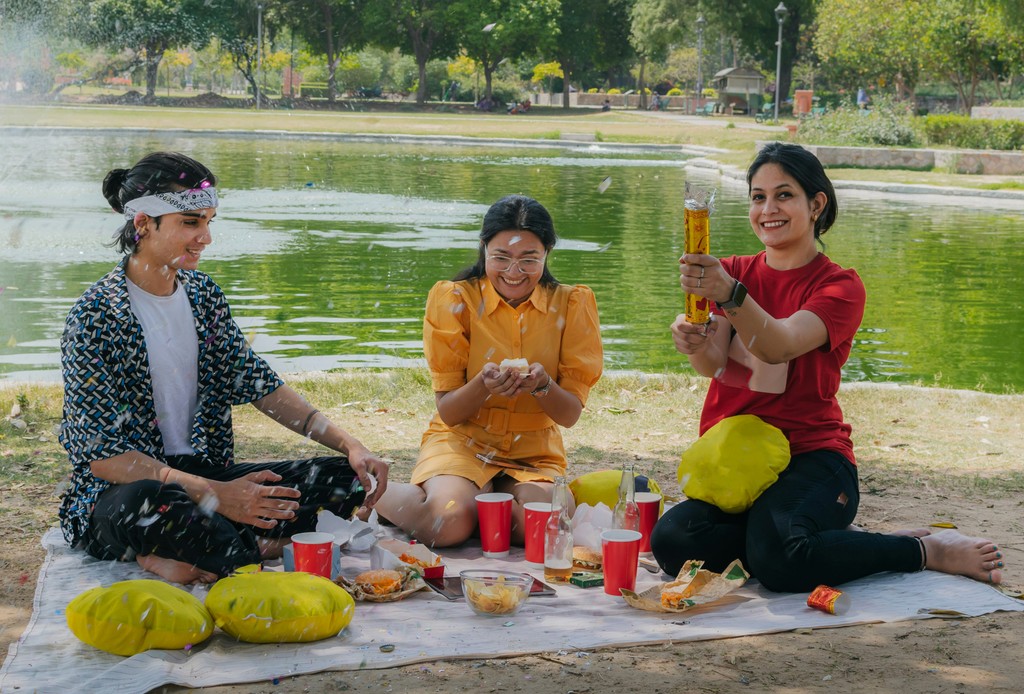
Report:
718,281,748,310
531,377,552,398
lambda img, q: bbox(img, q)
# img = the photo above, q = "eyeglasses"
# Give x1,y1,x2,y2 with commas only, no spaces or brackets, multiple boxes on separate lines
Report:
486,254,546,274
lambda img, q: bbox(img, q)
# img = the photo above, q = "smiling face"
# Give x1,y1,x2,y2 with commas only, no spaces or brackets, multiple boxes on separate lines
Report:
128,207,216,295
748,162,826,263
484,230,547,307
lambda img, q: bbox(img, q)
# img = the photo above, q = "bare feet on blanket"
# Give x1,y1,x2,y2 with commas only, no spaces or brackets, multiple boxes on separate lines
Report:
137,554,217,584
921,531,1004,584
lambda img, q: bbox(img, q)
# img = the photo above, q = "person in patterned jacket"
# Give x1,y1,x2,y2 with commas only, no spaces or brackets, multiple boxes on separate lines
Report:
59,152,389,584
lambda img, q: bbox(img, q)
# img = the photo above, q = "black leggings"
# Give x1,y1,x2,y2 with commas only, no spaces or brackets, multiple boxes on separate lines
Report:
650,450,923,592
83,455,365,577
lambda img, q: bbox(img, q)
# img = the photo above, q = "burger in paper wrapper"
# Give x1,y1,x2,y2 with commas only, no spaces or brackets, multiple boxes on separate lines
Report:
338,566,425,602
622,559,749,613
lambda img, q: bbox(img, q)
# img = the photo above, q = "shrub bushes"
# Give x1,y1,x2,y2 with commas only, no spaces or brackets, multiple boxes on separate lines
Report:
797,96,918,147
921,115,1024,150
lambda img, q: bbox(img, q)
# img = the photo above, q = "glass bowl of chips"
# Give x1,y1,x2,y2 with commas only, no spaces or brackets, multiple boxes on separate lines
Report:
460,570,533,617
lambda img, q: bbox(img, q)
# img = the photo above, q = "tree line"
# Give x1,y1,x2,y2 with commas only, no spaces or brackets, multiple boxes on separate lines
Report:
2,0,1023,112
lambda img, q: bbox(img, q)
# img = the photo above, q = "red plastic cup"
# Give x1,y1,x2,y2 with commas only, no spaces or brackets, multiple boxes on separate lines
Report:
601,529,642,596
476,492,513,558
522,502,552,567
635,492,662,553
291,531,335,579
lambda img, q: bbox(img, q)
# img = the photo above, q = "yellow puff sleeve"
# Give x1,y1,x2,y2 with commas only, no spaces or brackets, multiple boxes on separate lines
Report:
557,285,603,406
423,280,471,393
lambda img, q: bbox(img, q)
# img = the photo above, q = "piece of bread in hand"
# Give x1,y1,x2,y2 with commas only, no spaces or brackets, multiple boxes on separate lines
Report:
572,545,603,571
354,569,403,595
499,358,530,376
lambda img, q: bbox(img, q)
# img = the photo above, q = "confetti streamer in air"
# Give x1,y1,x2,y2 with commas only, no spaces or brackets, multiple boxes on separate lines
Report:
483,23,496,32
598,176,612,193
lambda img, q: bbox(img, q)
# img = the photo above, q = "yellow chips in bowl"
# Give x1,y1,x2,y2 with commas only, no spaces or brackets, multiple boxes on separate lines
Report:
460,570,532,616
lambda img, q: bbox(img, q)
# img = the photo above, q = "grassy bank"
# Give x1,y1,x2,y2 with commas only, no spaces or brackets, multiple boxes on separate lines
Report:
4,373,1023,525
4,102,1024,192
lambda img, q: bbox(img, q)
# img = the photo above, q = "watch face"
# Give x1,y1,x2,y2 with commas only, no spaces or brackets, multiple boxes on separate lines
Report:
721,281,747,309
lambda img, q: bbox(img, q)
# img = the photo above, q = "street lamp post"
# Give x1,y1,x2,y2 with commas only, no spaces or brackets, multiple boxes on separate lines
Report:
256,2,264,110
773,2,788,123
696,14,706,109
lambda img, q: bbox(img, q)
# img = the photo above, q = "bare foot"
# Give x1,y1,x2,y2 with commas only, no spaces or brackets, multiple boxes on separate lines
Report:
921,531,1004,584
137,554,218,584
891,527,933,538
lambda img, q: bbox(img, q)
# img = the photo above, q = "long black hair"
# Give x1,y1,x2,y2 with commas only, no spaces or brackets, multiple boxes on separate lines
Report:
101,152,216,254
747,142,837,244
453,194,559,288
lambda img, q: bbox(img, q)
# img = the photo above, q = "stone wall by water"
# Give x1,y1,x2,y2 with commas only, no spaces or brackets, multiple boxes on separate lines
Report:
784,143,1024,176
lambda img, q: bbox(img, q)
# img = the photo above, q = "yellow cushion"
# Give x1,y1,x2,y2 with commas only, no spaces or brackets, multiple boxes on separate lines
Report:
569,470,663,512
66,579,213,656
205,571,355,643
677,414,791,513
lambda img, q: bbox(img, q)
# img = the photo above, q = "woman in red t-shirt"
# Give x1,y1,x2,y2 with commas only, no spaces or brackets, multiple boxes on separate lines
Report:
652,142,1005,591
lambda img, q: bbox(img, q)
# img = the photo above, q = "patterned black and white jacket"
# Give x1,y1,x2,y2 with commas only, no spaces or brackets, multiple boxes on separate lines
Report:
58,259,283,547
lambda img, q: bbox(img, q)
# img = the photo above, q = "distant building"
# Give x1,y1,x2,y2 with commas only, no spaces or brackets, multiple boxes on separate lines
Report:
711,67,766,115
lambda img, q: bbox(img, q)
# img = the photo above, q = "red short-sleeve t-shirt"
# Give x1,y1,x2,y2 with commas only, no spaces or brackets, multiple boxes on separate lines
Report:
700,252,866,463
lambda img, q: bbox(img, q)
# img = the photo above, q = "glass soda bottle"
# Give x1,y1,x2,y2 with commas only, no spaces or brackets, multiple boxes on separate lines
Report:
612,463,640,531
544,476,574,583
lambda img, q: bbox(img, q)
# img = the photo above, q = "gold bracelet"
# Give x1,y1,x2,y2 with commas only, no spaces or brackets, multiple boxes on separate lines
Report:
302,409,320,436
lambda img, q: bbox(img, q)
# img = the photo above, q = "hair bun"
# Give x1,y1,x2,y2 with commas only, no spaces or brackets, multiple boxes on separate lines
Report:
101,168,131,212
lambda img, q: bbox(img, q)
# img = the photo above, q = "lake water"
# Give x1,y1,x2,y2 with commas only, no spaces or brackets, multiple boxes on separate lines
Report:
1,130,1023,393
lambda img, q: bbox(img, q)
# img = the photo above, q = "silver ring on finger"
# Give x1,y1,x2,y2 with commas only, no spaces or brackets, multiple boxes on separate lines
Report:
697,278,703,289
699,266,706,278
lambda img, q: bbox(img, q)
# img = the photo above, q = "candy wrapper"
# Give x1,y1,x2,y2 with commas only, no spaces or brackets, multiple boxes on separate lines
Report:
374,538,445,579
622,559,749,613
683,183,717,326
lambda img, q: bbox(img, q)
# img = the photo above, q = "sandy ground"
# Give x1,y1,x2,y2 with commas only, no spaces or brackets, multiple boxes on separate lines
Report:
2,477,1021,694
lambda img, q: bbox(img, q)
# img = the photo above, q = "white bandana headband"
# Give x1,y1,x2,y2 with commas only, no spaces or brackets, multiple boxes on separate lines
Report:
122,187,219,221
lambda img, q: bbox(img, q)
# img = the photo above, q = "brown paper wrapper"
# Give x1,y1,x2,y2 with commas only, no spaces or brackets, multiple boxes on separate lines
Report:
337,566,427,602
622,559,749,613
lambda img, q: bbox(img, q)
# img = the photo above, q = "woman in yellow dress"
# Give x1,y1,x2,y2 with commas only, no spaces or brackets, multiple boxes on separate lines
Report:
375,195,603,547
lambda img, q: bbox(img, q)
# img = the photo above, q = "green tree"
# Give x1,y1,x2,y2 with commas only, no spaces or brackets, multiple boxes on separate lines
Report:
628,0,686,109
282,0,368,101
814,0,928,99
70,0,215,101
923,0,1010,112
555,0,634,109
367,0,458,105
449,0,559,101
710,0,816,108
208,0,265,102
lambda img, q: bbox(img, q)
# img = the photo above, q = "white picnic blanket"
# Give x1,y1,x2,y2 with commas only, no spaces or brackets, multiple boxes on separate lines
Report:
2,528,1021,693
